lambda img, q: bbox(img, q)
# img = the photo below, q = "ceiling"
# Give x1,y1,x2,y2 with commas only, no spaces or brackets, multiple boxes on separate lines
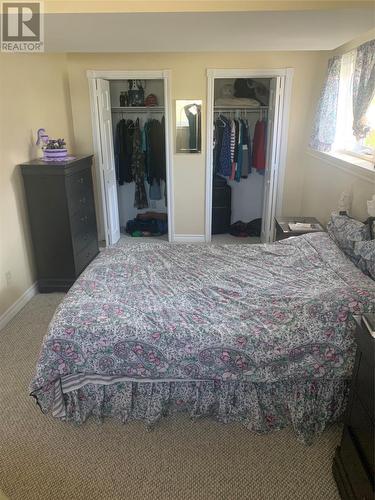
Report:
43,8,375,52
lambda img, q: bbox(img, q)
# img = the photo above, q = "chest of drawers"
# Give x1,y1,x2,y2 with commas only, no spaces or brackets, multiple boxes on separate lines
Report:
21,155,99,292
333,315,375,500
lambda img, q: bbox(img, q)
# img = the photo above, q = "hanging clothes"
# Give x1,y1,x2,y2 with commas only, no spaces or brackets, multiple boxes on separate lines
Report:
146,117,166,186
216,115,232,177
235,119,243,182
240,119,251,178
131,119,148,209
252,119,266,170
115,119,134,184
115,115,167,207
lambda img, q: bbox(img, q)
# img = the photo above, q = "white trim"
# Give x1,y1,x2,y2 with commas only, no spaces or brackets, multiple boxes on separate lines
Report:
275,68,294,216
87,70,169,80
173,234,205,243
0,282,38,332
207,69,289,78
163,70,175,241
205,68,294,243
205,69,215,242
87,69,174,244
307,149,375,183
88,78,107,242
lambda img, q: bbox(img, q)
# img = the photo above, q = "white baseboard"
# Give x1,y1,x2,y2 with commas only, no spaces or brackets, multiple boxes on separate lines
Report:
0,282,38,332
173,234,206,243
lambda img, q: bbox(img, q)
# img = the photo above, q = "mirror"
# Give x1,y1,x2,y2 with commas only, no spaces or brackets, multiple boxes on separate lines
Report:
175,100,202,153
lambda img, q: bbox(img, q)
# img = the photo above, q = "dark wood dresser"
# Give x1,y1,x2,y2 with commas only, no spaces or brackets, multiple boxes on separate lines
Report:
333,314,375,500
212,175,231,234
21,155,99,292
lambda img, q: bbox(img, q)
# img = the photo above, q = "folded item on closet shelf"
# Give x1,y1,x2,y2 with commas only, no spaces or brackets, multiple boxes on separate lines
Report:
137,211,167,221
214,97,260,107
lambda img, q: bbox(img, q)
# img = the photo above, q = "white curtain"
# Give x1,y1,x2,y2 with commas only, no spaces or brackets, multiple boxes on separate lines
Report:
352,39,375,139
309,56,342,152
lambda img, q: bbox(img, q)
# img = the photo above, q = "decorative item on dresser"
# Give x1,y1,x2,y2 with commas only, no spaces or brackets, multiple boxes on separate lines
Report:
20,155,99,293
333,314,375,500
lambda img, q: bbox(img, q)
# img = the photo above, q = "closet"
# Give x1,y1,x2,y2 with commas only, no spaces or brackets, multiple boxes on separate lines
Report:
90,71,171,246
209,76,283,243
110,79,168,239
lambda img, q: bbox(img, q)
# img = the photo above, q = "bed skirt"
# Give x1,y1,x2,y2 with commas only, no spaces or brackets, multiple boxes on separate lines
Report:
34,376,349,444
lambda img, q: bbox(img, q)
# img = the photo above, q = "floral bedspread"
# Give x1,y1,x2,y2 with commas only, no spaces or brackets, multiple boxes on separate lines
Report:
30,233,375,441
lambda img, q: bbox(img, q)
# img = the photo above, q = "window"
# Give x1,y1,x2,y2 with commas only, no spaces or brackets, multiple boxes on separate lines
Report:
332,51,375,164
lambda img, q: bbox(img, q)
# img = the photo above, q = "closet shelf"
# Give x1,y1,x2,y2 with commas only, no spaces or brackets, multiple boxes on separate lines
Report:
112,106,165,112
214,106,268,111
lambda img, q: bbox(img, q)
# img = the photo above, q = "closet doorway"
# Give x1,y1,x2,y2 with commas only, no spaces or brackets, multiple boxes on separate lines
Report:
205,69,293,243
87,70,173,246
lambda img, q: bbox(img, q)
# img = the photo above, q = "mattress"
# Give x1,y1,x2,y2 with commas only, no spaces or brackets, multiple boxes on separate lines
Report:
30,233,375,442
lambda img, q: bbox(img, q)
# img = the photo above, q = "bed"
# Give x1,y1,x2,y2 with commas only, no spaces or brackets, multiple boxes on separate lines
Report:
30,231,375,443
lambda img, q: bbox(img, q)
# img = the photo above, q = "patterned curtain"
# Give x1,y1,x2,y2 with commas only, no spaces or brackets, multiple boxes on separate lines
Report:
352,39,375,139
310,56,342,152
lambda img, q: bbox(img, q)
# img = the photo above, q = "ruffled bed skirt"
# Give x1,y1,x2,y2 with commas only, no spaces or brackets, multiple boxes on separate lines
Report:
56,377,349,444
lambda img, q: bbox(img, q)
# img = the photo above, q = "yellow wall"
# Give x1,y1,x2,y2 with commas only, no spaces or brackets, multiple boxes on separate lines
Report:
0,54,74,316
67,51,324,235
301,28,375,223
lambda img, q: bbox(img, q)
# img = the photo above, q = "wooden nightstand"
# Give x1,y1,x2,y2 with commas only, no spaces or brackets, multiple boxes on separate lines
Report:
333,314,375,500
275,216,324,240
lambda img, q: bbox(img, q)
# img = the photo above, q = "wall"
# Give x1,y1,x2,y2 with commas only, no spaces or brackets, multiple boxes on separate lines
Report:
0,54,74,317
301,28,375,224
66,51,324,235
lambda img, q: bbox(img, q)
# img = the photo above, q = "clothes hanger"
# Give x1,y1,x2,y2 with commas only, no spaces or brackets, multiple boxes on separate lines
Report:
216,114,226,127
129,118,140,129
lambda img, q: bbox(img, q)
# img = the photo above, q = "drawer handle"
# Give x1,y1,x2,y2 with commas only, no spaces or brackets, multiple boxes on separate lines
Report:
80,197,86,204
80,215,88,222
78,177,84,184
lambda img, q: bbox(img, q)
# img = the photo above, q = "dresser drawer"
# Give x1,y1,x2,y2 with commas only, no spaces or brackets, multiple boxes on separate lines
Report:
348,394,374,475
339,428,373,500
212,207,231,234
354,350,374,419
212,187,231,208
74,239,98,276
66,169,94,215
70,208,96,236
72,229,97,255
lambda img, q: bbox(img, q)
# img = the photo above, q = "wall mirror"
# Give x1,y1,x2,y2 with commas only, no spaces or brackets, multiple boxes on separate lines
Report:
175,100,202,153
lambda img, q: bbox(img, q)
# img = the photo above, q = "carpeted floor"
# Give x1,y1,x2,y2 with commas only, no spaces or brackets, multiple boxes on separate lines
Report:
0,293,341,500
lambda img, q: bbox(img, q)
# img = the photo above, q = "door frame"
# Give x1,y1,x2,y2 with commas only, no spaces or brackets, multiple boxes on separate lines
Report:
87,69,174,245
205,68,294,242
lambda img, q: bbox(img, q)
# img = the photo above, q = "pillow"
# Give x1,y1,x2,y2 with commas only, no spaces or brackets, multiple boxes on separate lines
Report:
354,240,375,279
327,213,371,264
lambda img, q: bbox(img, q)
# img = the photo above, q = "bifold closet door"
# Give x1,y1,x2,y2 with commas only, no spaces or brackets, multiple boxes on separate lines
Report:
261,76,284,243
96,78,120,245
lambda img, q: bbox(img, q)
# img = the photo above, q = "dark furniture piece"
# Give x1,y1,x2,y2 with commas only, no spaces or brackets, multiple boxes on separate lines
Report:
212,175,231,234
275,216,323,240
21,155,99,292
333,314,375,500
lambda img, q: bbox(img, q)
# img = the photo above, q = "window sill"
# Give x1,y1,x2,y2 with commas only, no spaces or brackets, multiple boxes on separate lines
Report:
307,148,375,182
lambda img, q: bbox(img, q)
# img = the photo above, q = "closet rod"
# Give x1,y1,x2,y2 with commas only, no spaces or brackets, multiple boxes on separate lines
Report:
214,107,268,112
111,106,164,113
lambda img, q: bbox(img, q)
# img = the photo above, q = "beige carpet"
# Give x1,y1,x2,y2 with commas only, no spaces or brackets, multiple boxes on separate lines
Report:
0,294,341,500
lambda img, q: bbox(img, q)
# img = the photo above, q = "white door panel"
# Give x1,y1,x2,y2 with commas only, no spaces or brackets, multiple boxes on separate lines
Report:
261,76,284,243
96,78,120,245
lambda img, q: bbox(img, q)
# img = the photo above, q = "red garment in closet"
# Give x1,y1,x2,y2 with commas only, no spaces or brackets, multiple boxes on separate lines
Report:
252,120,266,170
